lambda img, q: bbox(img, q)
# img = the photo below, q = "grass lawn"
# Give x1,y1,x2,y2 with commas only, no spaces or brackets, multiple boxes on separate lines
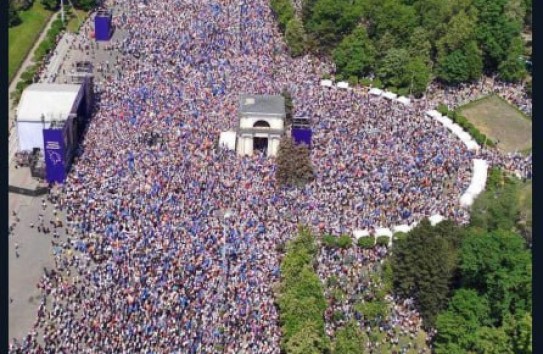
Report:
518,181,532,229
458,95,532,153
66,8,90,33
9,2,53,83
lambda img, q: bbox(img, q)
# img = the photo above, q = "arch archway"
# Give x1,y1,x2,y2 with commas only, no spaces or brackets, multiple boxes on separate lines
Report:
253,120,271,128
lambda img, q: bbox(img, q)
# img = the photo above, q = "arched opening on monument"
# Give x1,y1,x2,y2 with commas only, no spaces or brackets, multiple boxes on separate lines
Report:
253,120,271,128
253,137,268,154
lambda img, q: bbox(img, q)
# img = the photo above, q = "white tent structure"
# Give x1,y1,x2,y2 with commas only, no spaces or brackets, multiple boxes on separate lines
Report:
219,131,237,151
336,81,349,89
369,88,383,96
16,83,83,152
375,228,393,237
320,79,333,87
396,96,411,106
460,159,489,207
392,224,412,234
353,229,370,239
382,91,398,100
429,214,445,226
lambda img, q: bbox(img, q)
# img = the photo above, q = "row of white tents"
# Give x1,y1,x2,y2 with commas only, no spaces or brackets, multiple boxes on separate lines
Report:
425,110,480,151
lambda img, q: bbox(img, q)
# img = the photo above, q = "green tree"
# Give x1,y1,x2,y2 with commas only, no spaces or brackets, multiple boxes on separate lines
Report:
470,180,520,232
377,48,409,88
391,220,462,328
367,0,418,43
459,230,532,323
437,49,471,84
473,326,514,354
333,26,376,80
498,36,527,82
405,56,431,96
333,321,368,354
270,0,295,32
434,289,492,353
407,27,432,64
285,18,307,57
41,0,59,10
305,0,364,51
473,0,521,70
9,1,21,27
284,322,328,354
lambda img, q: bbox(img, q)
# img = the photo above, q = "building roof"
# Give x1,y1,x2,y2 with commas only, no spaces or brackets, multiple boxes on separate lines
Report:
239,94,285,117
17,83,83,122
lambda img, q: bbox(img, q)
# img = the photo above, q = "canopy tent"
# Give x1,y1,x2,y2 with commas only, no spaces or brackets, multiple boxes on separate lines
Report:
392,224,412,234
320,79,333,87
425,110,442,119
382,91,398,100
369,88,383,96
429,214,445,226
336,81,349,89
16,83,83,152
353,229,370,239
396,96,411,106
219,131,237,150
460,159,489,207
375,227,393,237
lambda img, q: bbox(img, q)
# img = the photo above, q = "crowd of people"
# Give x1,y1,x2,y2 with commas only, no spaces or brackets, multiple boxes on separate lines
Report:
10,0,532,353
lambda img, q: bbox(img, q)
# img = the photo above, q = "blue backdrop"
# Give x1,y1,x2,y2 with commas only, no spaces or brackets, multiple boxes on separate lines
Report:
43,129,67,184
292,128,312,147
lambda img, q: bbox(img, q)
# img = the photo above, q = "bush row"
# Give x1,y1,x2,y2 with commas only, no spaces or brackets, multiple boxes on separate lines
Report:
12,14,68,104
436,103,496,147
278,227,329,352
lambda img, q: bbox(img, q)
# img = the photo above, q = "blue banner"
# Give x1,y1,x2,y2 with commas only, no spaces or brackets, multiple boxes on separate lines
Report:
292,128,312,147
43,129,67,184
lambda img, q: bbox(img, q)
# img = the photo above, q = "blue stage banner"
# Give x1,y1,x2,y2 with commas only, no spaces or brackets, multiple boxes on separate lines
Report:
43,129,67,184
292,128,312,147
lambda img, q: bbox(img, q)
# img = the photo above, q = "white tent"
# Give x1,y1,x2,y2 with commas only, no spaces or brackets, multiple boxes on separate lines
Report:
369,88,383,96
219,131,237,151
465,140,480,151
16,83,83,152
353,229,370,239
320,79,333,87
396,96,411,106
392,224,412,234
382,91,398,100
425,110,442,119
337,81,349,89
429,214,445,226
375,228,393,237
460,159,489,207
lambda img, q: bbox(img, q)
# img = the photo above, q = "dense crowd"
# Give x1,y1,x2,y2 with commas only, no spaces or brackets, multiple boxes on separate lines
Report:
10,0,532,353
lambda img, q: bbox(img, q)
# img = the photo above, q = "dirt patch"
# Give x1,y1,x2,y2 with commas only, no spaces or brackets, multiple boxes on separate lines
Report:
459,95,532,153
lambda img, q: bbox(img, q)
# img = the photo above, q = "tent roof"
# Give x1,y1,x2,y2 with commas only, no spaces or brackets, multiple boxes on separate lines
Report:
17,83,82,122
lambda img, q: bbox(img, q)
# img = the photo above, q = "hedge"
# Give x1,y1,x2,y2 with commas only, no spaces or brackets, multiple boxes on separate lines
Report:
376,236,390,247
436,102,495,147
357,236,375,249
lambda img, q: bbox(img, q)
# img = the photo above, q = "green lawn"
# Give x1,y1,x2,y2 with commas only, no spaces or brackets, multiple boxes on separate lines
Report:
458,95,532,153
66,8,89,33
9,2,53,83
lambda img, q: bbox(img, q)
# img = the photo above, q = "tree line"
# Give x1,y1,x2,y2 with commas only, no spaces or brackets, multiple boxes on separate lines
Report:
271,0,532,96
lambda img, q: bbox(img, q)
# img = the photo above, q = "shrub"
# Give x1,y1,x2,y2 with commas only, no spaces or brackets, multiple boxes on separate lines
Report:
376,236,390,247
333,311,345,322
322,234,337,248
358,77,373,86
387,86,398,94
337,235,353,249
348,76,359,86
393,232,407,242
437,103,449,116
372,78,383,89
357,236,375,249
397,87,409,96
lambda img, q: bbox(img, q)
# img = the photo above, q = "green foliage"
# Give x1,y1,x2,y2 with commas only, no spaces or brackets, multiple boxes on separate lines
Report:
333,321,367,354
9,1,22,27
390,220,463,328
376,236,389,247
437,103,449,116
305,0,364,51
470,178,520,232
276,136,315,187
279,228,328,353
285,18,307,57
322,234,337,248
377,48,409,88
357,236,375,249
271,0,295,32
473,326,514,354
70,0,94,11
41,0,58,11
498,36,527,82
459,229,532,323
355,299,389,323
336,234,353,249
332,26,376,80
281,87,294,125
405,56,431,96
